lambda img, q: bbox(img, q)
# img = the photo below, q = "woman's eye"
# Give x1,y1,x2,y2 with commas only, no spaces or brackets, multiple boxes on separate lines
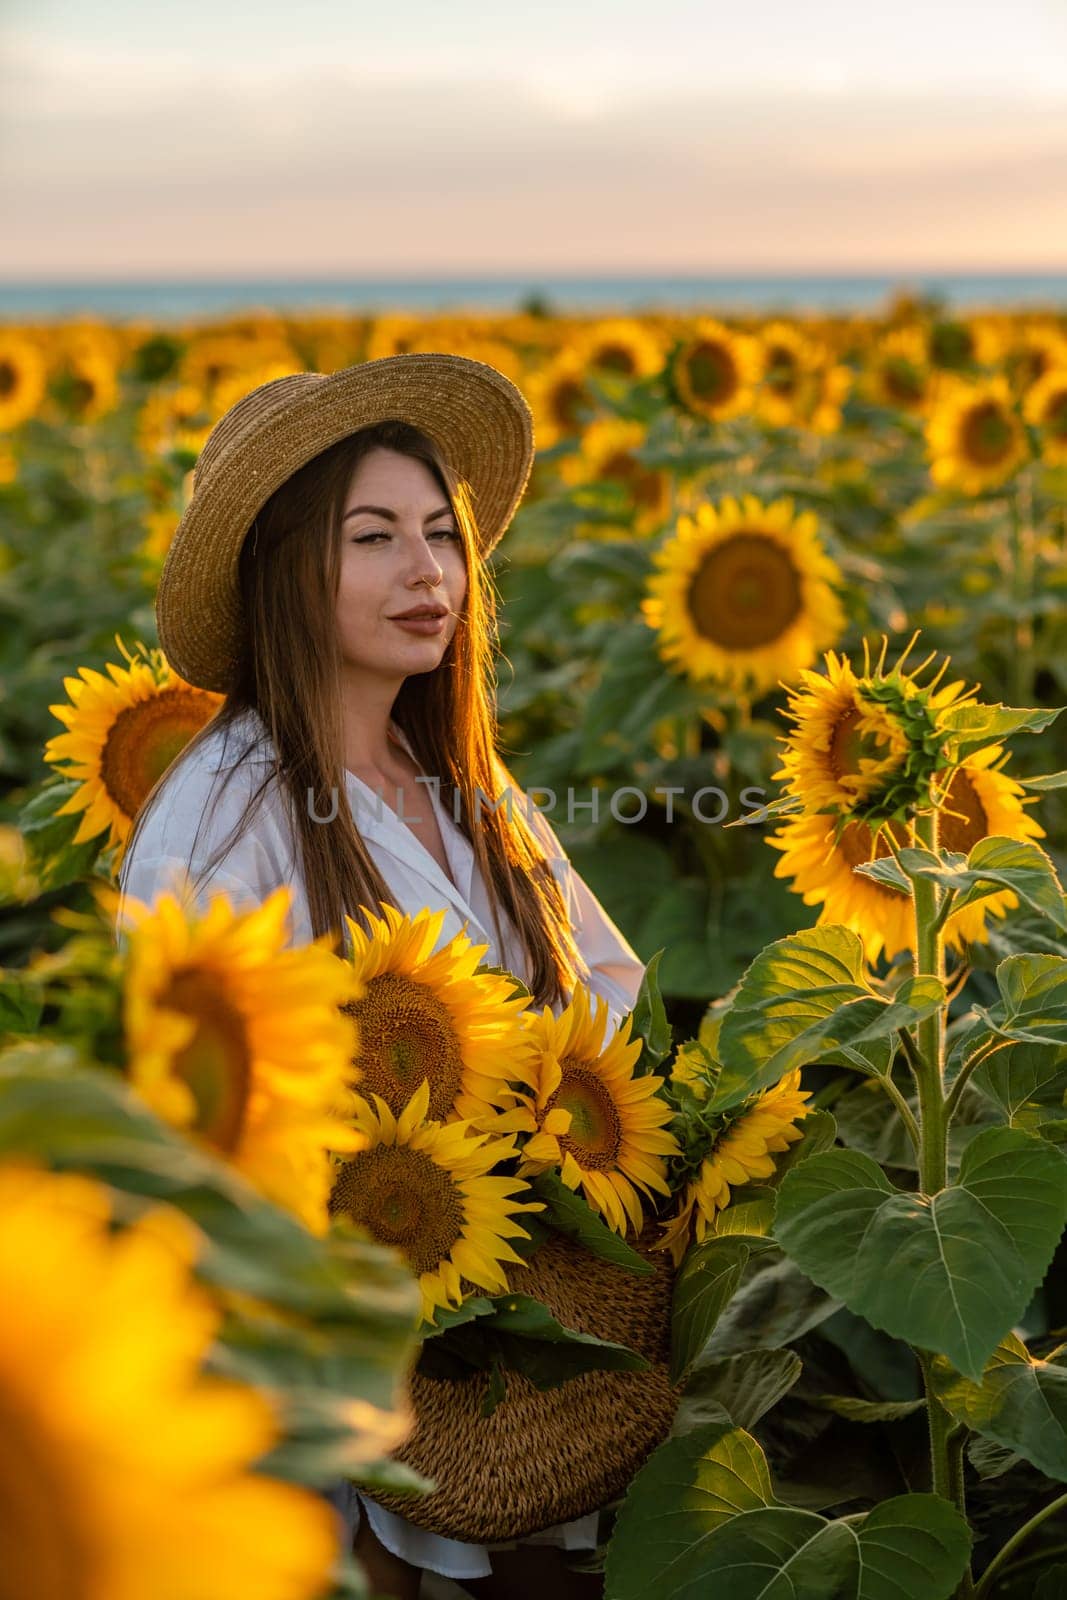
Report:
353,528,459,544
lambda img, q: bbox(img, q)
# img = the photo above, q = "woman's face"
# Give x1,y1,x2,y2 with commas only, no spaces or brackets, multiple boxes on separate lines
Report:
335,446,468,684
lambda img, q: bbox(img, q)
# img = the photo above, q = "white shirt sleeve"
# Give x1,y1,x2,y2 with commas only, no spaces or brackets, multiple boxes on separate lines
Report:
524,802,648,1033
114,743,296,950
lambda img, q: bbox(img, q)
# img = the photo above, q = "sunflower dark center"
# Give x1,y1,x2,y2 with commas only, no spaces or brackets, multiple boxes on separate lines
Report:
346,972,465,1120
0,361,16,399
1044,390,1067,440
545,1059,623,1171
329,1146,464,1274
601,450,665,510
937,769,989,854
686,532,802,650
553,377,589,432
595,343,638,375
101,688,217,819
766,346,799,397
682,340,738,406
161,968,253,1152
960,401,1014,465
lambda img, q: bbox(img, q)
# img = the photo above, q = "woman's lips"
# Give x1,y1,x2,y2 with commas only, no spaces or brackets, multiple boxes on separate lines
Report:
390,614,446,634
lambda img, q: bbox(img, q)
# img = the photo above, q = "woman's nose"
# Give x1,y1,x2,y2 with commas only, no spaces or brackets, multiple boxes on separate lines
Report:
408,538,445,585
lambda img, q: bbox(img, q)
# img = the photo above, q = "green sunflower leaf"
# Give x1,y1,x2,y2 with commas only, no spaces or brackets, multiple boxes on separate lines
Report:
604,1421,972,1600
714,926,944,1105
929,1332,1067,1482
936,702,1062,757
773,1130,1067,1382
529,1171,653,1275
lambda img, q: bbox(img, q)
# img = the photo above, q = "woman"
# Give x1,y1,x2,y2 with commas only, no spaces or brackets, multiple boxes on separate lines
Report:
117,354,648,1599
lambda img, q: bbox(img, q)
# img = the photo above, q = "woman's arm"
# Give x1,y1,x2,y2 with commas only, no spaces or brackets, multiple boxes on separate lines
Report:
524,803,648,1031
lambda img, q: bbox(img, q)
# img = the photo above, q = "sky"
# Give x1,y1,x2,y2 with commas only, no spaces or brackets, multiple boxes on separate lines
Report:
3,0,1067,277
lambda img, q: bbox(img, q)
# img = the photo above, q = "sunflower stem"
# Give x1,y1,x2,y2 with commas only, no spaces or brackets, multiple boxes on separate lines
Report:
912,807,947,1196
974,1490,1067,1600
910,806,966,1578
879,1073,922,1155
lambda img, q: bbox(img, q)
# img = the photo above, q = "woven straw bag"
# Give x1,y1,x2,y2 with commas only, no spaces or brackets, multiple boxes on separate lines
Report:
363,1226,678,1544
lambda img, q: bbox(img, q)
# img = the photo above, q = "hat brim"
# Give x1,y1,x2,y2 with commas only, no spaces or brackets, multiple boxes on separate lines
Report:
156,352,535,692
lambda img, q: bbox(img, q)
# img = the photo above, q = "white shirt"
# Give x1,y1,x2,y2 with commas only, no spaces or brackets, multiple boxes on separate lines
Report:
114,706,648,1580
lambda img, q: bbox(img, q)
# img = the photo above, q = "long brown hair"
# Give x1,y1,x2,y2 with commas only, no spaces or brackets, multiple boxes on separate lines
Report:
123,418,588,1010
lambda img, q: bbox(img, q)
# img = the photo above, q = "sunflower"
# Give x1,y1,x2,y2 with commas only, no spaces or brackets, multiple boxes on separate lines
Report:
572,317,665,380
120,885,364,1234
1003,324,1067,396
52,345,121,424
179,332,300,397
341,902,534,1128
864,326,936,415
668,318,762,422
755,321,824,428
793,360,852,434
926,374,1030,496
641,493,846,696
769,740,1045,963
135,382,213,460
525,349,600,449
501,984,679,1237
773,636,977,826
44,639,222,867
0,330,48,431
558,416,673,536
657,1070,812,1266
1023,367,1067,466
0,1161,339,1600
328,1081,540,1324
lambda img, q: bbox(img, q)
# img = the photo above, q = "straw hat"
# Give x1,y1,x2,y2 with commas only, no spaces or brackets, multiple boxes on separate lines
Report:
156,353,536,693
364,1226,679,1544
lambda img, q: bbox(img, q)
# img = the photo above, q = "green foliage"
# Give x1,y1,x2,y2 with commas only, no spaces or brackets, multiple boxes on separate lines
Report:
774,1131,1067,1383
605,1421,972,1600
418,1291,649,1416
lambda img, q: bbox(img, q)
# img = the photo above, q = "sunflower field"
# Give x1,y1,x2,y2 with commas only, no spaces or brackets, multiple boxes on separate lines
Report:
1,300,1067,1598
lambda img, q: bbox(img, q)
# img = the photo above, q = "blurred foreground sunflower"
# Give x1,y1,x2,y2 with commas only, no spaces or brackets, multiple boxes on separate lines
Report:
503,984,679,1236
328,1081,540,1325
658,1070,812,1266
926,374,1029,495
641,493,846,695
120,885,363,1233
768,742,1046,963
45,639,222,867
0,1162,338,1600
342,903,533,1127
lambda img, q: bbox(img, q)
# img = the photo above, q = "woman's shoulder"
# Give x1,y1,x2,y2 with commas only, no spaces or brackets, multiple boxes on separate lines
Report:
118,708,294,902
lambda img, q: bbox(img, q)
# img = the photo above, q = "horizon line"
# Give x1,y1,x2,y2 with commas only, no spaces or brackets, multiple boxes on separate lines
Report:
4,266,1067,288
